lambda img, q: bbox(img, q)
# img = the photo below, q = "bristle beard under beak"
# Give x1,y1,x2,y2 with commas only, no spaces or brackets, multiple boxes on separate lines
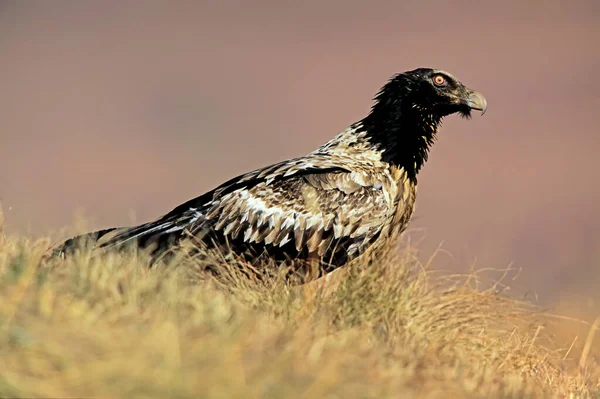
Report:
458,108,472,120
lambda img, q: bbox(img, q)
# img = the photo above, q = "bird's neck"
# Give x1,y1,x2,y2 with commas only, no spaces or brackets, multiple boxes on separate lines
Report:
357,100,441,181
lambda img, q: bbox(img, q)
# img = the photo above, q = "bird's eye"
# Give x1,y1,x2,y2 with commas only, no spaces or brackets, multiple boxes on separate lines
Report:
433,74,448,87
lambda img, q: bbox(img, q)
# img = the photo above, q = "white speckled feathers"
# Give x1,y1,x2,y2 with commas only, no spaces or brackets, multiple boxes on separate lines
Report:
198,166,403,258
95,126,416,263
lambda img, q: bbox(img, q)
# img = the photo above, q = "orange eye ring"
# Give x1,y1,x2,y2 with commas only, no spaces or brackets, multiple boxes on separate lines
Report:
433,74,447,87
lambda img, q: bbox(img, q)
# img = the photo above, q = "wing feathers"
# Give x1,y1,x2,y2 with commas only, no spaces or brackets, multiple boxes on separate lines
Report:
67,154,402,265
197,169,392,259
294,216,307,251
306,224,323,253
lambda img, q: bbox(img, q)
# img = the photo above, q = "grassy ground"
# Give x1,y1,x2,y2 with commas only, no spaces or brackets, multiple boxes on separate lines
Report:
0,230,598,398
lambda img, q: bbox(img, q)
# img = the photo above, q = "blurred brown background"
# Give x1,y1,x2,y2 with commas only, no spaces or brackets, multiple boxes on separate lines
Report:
1,1,599,312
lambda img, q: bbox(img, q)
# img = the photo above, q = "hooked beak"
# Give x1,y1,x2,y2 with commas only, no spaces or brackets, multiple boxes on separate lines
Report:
464,89,487,116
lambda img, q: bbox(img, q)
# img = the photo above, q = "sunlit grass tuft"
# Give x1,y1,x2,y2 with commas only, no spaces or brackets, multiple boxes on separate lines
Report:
0,229,598,398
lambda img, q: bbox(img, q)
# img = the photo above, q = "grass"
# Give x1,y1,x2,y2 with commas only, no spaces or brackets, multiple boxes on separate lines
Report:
0,228,598,398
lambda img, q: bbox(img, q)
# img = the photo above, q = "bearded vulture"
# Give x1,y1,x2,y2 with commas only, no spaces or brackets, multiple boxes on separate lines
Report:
48,68,487,282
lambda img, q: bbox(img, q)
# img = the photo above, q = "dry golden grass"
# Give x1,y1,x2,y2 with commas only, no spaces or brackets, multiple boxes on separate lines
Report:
0,228,598,398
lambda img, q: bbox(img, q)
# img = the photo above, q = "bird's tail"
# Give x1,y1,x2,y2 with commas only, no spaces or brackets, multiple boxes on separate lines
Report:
96,217,186,251
47,214,192,261
48,227,121,258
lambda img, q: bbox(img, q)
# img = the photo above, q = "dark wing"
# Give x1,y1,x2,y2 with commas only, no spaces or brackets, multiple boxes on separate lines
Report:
94,155,395,266
93,155,358,250
186,167,394,266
